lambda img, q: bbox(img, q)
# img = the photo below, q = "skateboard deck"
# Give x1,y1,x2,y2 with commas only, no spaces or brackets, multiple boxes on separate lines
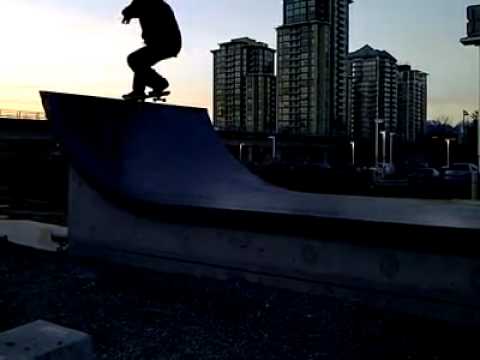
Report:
123,91,170,103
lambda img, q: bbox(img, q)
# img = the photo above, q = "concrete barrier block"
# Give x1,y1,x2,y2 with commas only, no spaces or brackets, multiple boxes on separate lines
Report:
0,320,93,360
0,221,68,252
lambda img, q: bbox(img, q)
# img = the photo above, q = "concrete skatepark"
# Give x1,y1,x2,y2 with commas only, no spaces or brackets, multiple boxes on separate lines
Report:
39,91,480,323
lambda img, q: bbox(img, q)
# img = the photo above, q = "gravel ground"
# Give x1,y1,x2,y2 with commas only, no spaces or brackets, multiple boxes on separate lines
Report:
1,241,479,360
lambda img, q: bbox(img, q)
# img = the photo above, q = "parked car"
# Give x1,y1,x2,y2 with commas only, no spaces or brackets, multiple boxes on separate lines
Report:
408,168,440,186
443,163,479,185
368,166,384,179
385,164,396,176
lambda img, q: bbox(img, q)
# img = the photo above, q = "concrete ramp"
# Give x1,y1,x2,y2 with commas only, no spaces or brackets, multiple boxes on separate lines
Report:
41,91,271,210
41,92,480,228
41,91,480,323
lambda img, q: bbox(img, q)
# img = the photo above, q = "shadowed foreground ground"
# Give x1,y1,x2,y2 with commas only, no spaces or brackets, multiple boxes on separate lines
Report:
1,241,478,360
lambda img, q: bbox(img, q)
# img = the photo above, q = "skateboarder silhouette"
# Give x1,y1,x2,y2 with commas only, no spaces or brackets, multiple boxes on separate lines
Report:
122,0,182,101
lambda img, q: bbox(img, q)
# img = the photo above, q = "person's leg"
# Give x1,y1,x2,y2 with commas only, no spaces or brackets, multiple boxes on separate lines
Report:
143,47,172,93
126,46,158,94
146,70,169,94
127,48,145,94
126,46,172,96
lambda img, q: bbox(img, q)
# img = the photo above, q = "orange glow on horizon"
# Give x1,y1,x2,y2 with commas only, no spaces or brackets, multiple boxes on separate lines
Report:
0,0,212,117
0,0,476,124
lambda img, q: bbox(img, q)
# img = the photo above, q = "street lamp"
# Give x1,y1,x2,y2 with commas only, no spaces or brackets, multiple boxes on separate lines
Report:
350,141,355,166
374,119,384,168
380,131,387,168
239,142,245,161
268,136,276,161
389,132,396,165
445,138,456,168
462,110,469,144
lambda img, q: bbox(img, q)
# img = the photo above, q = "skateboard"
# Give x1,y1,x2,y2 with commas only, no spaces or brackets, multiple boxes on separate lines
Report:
123,90,170,103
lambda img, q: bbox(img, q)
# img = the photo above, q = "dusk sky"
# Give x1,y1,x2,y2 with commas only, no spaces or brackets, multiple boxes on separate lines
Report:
0,0,477,123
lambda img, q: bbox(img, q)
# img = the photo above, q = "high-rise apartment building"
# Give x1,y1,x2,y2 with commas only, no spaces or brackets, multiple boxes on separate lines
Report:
276,0,353,136
348,45,398,142
397,65,428,144
212,38,276,133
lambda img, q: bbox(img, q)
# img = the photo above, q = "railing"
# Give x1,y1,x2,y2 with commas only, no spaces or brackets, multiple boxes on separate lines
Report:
0,109,46,120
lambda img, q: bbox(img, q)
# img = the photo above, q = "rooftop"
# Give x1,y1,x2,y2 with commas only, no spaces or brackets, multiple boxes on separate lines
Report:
348,44,397,62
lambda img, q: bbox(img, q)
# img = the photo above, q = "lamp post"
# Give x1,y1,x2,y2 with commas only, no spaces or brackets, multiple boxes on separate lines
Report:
471,111,480,157
350,141,355,166
462,110,469,144
445,138,456,168
374,119,384,168
268,136,276,161
461,5,480,170
380,131,387,168
389,132,396,165
239,142,245,161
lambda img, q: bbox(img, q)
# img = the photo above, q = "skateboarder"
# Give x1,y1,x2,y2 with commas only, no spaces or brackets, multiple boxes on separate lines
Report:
122,0,182,100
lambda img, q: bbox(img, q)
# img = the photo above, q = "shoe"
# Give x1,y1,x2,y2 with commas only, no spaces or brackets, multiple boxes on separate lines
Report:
150,78,169,95
148,89,170,98
122,91,146,101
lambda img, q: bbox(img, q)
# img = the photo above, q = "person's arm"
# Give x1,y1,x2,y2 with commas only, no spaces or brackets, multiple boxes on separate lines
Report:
121,0,142,24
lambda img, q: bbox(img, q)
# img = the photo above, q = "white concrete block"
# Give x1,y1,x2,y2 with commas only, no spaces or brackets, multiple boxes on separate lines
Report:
0,221,68,252
0,320,93,360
